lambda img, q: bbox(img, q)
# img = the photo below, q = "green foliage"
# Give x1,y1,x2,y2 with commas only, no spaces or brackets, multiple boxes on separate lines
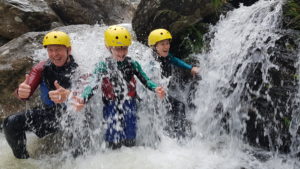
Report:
172,23,208,57
283,0,300,30
283,117,291,127
212,0,227,9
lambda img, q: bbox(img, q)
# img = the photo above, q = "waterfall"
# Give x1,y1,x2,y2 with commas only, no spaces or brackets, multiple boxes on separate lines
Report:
194,0,284,146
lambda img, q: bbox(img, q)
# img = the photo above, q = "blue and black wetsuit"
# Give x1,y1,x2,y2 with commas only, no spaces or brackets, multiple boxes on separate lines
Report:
82,57,158,149
3,55,78,159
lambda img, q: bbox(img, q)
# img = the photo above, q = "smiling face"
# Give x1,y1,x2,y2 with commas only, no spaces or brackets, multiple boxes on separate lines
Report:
155,39,170,57
46,45,71,67
110,46,128,62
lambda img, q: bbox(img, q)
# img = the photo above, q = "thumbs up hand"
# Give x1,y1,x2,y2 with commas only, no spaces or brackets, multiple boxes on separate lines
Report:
49,80,71,103
18,74,31,99
71,95,85,112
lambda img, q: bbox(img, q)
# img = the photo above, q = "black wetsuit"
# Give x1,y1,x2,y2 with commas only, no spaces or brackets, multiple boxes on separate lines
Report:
3,56,78,159
154,53,192,138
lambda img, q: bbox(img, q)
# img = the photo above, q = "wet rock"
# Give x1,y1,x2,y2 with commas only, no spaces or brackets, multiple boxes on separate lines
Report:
0,31,44,121
0,0,62,39
0,36,9,47
44,0,136,25
132,0,228,57
282,0,300,31
0,0,136,41
213,29,300,153
230,0,259,8
243,30,299,152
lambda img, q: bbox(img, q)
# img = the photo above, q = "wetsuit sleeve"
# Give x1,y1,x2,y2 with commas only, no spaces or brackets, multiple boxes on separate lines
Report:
169,54,193,70
81,62,107,102
14,61,46,100
131,60,158,91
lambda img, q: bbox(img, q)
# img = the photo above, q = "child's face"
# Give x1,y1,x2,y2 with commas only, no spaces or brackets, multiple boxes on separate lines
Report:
110,46,128,61
155,39,170,57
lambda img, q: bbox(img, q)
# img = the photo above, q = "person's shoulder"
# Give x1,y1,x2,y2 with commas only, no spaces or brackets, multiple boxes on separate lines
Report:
94,60,107,73
169,53,183,61
32,60,47,70
129,58,141,67
168,53,175,57
96,61,107,68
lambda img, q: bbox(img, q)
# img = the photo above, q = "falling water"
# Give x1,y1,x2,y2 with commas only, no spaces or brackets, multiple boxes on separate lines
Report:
0,0,299,168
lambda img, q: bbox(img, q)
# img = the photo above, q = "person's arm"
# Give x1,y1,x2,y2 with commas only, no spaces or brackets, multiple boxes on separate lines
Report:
131,60,158,91
170,54,199,76
170,56,193,70
14,61,45,100
81,61,107,103
132,60,165,98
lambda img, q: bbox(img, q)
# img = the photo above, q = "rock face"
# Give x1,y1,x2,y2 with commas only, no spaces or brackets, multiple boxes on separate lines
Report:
283,0,300,31
240,0,300,152
44,0,135,25
243,31,300,152
132,0,259,57
132,0,220,57
0,31,44,122
0,0,62,39
0,0,136,44
230,0,259,8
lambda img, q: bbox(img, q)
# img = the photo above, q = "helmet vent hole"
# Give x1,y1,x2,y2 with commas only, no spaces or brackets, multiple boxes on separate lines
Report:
125,36,127,39
160,32,163,35
116,36,119,39
54,36,57,38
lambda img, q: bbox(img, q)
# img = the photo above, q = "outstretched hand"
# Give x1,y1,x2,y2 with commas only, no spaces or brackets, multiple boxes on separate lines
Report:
191,67,199,76
71,95,85,112
155,86,166,99
18,74,31,99
48,81,70,103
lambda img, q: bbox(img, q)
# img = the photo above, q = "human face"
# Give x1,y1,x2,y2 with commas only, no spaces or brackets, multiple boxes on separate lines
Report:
47,45,71,67
110,46,128,62
155,39,170,57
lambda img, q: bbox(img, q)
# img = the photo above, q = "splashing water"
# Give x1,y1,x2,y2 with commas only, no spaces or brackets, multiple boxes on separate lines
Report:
0,0,299,169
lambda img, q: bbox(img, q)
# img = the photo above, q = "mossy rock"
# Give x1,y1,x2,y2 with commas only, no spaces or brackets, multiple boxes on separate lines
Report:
170,23,208,57
133,0,229,57
283,0,300,30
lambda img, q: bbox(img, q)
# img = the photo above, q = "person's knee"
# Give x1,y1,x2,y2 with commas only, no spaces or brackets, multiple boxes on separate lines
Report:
3,114,25,135
3,115,16,133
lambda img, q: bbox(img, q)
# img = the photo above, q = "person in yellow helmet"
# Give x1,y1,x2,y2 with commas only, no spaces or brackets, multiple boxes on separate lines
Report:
72,25,165,149
3,31,78,159
147,28,200,138
148,28,199,76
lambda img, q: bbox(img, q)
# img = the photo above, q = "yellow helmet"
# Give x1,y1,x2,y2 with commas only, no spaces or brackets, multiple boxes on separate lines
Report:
43,31,71,47
148,28,172,46
104,25,132,47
